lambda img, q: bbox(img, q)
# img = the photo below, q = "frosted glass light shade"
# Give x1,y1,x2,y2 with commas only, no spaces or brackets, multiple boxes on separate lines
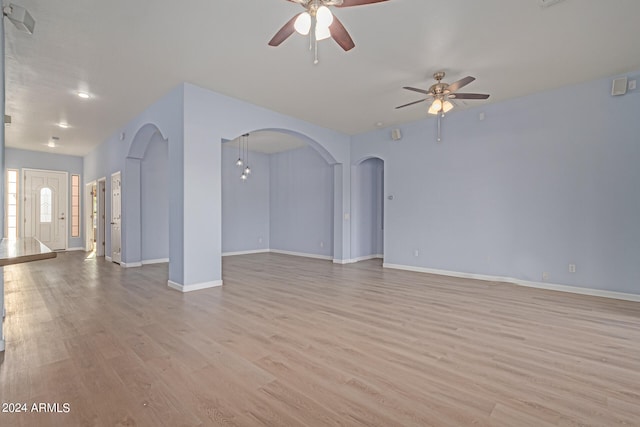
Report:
294,12,311,35
315,24,331,41
428,99,442,115
442,100,454,113
316,6,334,27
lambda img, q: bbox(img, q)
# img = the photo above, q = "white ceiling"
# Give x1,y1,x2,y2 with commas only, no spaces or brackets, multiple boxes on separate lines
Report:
5,0,640,156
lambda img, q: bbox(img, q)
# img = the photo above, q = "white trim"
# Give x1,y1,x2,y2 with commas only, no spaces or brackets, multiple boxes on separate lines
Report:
142,258,169,265
270,249,332,261
333,258,356,264
66,247,85,252
168,280,223,293
121,261,142,268
333,254,383,264
222,249,269,257
105,255,113,262
23,168,70,250
383,263,640,303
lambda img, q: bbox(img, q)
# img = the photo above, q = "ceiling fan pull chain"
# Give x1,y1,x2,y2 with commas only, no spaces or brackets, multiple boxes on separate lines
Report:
437,113,442,143
314,38,319,64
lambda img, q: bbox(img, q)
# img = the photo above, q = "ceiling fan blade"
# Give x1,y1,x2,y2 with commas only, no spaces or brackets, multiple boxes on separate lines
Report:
268,13,301,47
402,86,431,95
395,98,427,109
449,93,490,100
329,16,355,51
336,0,389,7
446,76,475,93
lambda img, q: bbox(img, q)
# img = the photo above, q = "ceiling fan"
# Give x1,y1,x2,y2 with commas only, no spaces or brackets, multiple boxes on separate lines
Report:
269,0,388,61
396,71,490,115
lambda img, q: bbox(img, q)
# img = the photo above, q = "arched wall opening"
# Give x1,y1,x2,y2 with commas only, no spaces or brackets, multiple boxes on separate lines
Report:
351,156,385,263
221,129,335,260
123,122,169,266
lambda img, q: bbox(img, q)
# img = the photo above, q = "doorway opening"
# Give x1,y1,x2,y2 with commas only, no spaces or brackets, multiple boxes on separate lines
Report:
351,157,384,263
85,178,106,256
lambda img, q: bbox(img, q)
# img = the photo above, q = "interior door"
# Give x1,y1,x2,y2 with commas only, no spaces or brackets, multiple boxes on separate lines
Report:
111,172,122,263
97,179,106,257
24,169,68,250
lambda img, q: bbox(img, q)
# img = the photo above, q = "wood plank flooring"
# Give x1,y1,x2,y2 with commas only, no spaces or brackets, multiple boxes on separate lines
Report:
1,251,639,426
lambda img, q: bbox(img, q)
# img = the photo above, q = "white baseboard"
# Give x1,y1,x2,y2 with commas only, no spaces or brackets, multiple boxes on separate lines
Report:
66,247,85,252
334,254,383,264
383,263,640,303
105,256,113,262
270,249,332,261
121,261,142,268
142,258,169,265
167,279,223,293
222,249,269,257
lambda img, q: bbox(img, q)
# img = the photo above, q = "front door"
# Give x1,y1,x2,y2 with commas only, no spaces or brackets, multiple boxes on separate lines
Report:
111,172,122,263
24,169,68,250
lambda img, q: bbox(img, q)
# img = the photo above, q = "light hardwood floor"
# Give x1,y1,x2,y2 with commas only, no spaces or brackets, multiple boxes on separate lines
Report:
1,251,639,426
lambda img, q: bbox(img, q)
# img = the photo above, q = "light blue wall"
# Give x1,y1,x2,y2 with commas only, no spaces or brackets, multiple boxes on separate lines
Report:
352,72,640,294
5,148,84,249
222,144,270,254
270,146,334,257
84,85,184,281
182,83,350,287
352,157,383,259
140,134,169,261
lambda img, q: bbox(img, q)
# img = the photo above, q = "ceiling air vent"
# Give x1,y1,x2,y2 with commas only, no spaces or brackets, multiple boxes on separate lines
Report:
538,0,566,8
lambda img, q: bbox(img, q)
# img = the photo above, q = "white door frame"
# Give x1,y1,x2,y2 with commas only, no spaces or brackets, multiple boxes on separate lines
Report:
97,177,106,257
111,171,122,264
23,168,69,250
85,181,96,251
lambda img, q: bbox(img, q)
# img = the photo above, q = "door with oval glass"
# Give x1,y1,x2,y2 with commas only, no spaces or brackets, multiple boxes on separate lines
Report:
24,169,68,250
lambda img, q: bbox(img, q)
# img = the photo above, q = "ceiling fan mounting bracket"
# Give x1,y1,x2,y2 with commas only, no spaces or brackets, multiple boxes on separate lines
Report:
433,71,445,81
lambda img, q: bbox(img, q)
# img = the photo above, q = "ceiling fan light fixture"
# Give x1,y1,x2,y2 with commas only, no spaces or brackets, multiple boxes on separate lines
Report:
428,99,442,115
442,100,454,113
316,6,334,27
315,24,331,41
294,12,311,35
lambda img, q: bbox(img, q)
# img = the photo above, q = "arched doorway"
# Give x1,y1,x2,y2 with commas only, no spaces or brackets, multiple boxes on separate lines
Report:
123,122,169,266
221,129,335,260
351,157,385,263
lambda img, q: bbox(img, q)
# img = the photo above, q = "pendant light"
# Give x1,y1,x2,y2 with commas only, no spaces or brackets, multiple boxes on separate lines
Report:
234,133,252,181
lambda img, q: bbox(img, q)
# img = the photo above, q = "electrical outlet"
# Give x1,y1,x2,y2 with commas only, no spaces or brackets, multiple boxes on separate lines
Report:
542,272,549,282
413,249,419,257
569,264,576,273
320,241,324,248
258,237,263,244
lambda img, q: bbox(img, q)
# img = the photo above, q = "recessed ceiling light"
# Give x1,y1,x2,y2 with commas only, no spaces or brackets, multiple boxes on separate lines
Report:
58,122,69,128
77,91,90,99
